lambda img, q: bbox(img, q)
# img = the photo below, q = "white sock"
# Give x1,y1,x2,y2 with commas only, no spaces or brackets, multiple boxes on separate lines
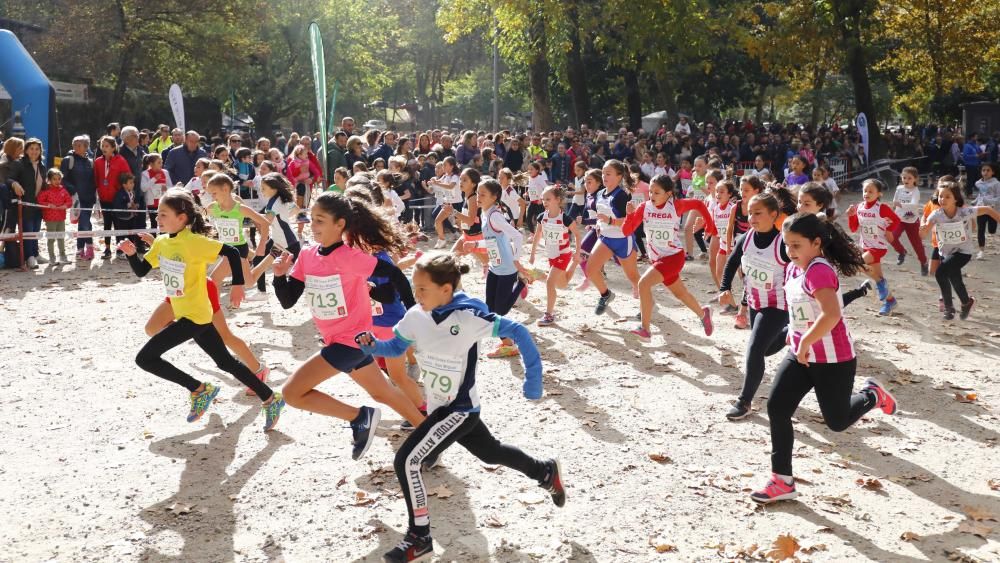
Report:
776,473,793,485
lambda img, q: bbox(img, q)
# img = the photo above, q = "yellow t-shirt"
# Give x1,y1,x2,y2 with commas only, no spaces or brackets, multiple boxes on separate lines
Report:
145,228,223,324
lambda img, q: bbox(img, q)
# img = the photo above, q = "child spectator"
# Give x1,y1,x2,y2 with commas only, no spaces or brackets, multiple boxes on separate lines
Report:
113,173,145,256
37,168,73,264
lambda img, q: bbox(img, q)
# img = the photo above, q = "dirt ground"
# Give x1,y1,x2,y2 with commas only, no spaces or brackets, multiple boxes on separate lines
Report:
1,192,999,562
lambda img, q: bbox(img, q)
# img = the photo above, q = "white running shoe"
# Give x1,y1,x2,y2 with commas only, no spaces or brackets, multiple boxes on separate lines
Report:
976,250,985,260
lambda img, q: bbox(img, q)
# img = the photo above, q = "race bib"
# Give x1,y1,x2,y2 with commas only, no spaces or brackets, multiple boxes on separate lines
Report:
743,255,777,291
485,238,502,266
787,298,817,332
717,223,729,241
528,184,542,201
596,203,613,219
160,257,186,298
417,352,463,406
860,222,879,239
371,298,384,317
631,192,647,206
543,224,565,258
645,219,677,245
215,218,242,244
936,221,968,245
305,274,348,320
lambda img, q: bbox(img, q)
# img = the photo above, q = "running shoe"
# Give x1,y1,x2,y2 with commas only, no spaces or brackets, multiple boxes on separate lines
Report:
896,252,906,266
350,406,382,460
726,400,751,421
734,312,749,330
433,239,446,249
519,281,529,300
960,297,975,320
400,407,426,431
920,262,929,277
36,254,48,264
487,345,520,359
595,290,615,315
262,392,285,431
542,459,566,507
630,327,651,341
421,450,440,470
857,279,873,297
246,365,270,396
750,474,798,504
721,304,739,315
863,377,897,415
296,212,310,224
976,250,985,260
538,313,556,326
878,297,897,316
383,530,433,563
102,249,112,260
187,383,221,423
875,278,889,301
685,254,694,262
27,256,38,269
943,307,956,320
701,306,714,336
85,245,95,260
575,277,591,292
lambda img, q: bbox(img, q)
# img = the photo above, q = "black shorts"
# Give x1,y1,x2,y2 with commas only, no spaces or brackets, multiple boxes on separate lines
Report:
320,342,374,373
296,183,307,196
931,247,941,261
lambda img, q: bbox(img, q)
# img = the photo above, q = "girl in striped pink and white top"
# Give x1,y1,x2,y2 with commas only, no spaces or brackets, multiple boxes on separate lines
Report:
750,212,899,505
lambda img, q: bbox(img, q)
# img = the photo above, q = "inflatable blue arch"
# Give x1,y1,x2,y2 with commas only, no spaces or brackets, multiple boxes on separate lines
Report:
0,28,58,160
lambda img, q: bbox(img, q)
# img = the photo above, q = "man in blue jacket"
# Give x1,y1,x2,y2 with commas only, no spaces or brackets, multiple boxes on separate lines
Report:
60,135,97,259
165,131,207,186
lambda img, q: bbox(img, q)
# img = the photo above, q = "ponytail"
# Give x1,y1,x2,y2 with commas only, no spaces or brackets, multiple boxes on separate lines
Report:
783,212,865,277
312,192,407,255
160,188,215,237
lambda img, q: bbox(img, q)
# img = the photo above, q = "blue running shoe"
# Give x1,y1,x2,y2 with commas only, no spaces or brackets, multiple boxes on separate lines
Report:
262,392,285,432
878,297,897,316
187,383,220,423
595,291,615,315
351,406,381,460
875,278,889,301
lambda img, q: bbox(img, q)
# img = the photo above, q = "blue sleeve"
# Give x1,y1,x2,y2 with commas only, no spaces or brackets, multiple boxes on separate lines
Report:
496,317,543,399
359,330,412,358
611,189,629,218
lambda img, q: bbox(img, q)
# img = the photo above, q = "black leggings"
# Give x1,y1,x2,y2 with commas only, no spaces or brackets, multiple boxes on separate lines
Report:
634,223,647,257
136,317,273,399
978,214,998,247
486,271,523,316
935,252,972,310
767,355,874,476
694,228,707,253
525,202,544,233
395,408,547,532
739,307,788,405
101,201,115,251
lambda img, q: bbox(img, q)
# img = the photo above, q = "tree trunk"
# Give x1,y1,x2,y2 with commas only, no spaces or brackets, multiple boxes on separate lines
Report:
255,102,276,139
754,80,766,124
565,2,591,127
809,65,825,127
652,71,680,128
837,2,885,160
109,45,136,122
527,18,554,131
624,68,642,131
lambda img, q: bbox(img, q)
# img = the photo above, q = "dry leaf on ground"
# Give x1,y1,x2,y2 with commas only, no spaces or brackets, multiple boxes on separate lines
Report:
647,536,677,553
900,531,921,542
989,479,1000,491
957,520,994,538
428,485,453,499
954,393,978,403
484,514,505,528
963,506,997,522
648,452,672,464
801,543,827,554
166,502,192,515
765,534,799,561
856,478,884,491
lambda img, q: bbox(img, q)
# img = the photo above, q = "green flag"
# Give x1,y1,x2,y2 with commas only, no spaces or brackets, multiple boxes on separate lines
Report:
308,22,328,195
327,81,338,135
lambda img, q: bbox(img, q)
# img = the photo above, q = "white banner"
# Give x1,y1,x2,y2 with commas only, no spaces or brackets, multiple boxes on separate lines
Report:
169,84,185,132
856,113,869,165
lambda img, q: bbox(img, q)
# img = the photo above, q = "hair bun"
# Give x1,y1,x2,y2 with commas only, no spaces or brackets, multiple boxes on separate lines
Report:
458,264,471,275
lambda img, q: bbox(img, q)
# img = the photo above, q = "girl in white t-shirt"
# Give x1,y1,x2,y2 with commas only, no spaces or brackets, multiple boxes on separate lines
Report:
427,156,461,248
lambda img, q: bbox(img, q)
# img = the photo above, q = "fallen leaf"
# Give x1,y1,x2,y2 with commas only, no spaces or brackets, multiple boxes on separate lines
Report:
648,452,672,464
335,476,347,488
856,478,884,491
900,531,921,542
584,407,600,414
583,419,598,428
816,526,834,533
957,520,993,538
963,506,997,522
954,392,978,403
428,485,453,499
166,503,192,515
766,534,799,561
353,491,376,506
895,342,910,353
484,514,505,528
988,479,1000,491
647,536,677,553
801,543,827,554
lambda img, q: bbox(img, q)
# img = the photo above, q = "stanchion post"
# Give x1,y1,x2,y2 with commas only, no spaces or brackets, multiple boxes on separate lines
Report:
16,199,26,272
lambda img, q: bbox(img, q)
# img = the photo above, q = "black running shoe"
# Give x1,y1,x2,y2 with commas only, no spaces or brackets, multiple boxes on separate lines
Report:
542,459,566,507
595,291,615,315
383,530,433,563
896,252,906,266
350,406,381,460
726,400,750,421
960,297,975,320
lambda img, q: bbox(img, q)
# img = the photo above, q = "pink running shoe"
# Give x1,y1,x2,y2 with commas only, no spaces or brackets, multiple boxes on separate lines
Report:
575,278,591,292
630,327,651,341
750,474,799,504
863,377,897,415
734,312,749,330
701,307,713,336
519,283,529,300
246,365,270,396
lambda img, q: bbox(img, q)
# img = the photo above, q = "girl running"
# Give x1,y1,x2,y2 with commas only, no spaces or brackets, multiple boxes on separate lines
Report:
920,180,1000,320
574,168,603,292
812,166,839,219
498,167,526,229
702,178,737,288
118,189,284,430
203,174,271,298
586,160,641,314
629,163,651,262
889,167,928,275
448,168,488,272
718,193,790,420
524,161,548,233
622,174,715,341
529,185,583,326
467,179,530,358
684,157,710,257
250,173,301,297
923,178,945,278
355,253,565,563
272,192,424,459
973,162,1000,260
847,178,901,316
428,156,461,249
751,212,897,504
727,176,766,328
568,160,588,221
